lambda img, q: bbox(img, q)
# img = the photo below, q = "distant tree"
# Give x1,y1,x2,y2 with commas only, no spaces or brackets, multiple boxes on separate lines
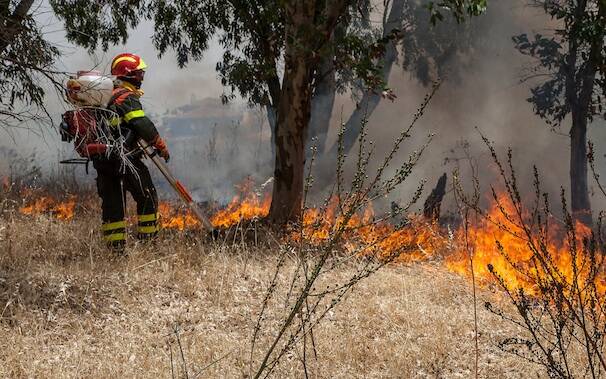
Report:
318,0,407,157
0,0,62,130
51,0,488,226
323,0,488,158
513,0,605,225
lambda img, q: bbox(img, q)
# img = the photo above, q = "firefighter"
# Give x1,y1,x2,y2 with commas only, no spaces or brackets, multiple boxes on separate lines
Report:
95,53,170,251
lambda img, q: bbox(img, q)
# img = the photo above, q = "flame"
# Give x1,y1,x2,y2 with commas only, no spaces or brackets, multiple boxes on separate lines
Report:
291,197,446,262
287,191,606,296
157,180,271,230
158,202,201,231
19,196,76,220
210,180,271,228
445,192,604,295
15,182,606,297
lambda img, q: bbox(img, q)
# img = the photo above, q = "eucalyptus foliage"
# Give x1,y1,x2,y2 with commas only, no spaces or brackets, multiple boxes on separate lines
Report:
0,0,61,128
51,0,488,109
513,0,605,127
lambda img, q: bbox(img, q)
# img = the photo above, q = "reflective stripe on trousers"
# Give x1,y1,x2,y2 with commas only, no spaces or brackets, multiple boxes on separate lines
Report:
137,213,159,238
102,220,126,243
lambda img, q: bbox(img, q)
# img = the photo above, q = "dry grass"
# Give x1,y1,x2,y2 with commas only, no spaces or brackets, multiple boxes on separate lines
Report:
0,213,542,378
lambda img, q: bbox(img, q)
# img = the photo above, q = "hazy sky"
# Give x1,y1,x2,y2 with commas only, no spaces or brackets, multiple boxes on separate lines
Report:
43,7,226,113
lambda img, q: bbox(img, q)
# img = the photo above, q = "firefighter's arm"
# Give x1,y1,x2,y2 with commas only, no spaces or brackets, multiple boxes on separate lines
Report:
122,96,170,161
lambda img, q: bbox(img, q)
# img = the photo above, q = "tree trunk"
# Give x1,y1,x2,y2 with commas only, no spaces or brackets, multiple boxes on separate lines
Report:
267,0,349,225
326,0,405,157
423,173,447,221
308,17,347,156
565,0,604,226
267,2,315,225
336,91,381,152
308,54,336,156
268,62,313,224
570,110,592,225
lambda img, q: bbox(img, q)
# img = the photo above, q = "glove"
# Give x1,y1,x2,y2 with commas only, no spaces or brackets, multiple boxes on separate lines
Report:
152,136,170,162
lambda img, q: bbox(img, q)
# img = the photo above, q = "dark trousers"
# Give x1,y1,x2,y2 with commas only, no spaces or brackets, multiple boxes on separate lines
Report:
94,157,159,248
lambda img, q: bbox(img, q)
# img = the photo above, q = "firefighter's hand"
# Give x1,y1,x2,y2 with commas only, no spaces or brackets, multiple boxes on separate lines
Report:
153,136,170,162
158,147,170,162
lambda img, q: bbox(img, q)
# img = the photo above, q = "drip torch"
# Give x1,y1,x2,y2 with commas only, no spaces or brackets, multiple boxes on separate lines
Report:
137,138,215,232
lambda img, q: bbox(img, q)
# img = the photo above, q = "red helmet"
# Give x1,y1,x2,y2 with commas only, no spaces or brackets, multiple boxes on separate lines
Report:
110,53,147,78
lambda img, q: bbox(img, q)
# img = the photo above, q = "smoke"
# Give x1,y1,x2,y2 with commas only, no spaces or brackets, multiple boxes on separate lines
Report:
318,0,606,215
4,0,606,215
157,99,273,203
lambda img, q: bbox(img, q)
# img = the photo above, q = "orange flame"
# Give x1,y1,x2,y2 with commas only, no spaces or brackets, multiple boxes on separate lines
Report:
157,180,271,230
290,197,446,263
445,192,604,295
158,202,201,231
210,180,271,228
19,196,76,220
15,182,606,297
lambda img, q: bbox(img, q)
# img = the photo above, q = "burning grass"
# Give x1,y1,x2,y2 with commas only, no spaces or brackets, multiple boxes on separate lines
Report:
445,192,604,294
0,214,545,378
19,196,76,220
13,184,604,298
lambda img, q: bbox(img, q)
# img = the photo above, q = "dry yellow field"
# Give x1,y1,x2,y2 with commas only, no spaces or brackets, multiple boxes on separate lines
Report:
0,214,541,378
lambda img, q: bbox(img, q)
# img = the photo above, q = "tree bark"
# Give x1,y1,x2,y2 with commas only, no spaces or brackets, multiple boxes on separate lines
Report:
268,1,315,225
267,0,351,225
564,0,605,226
570,111,591,225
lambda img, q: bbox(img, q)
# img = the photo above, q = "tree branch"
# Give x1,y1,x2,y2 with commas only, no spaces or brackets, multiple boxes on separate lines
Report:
0,0,35,54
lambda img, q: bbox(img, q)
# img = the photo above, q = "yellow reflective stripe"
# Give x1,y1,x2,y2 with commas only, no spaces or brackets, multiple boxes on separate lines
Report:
102,220,126,231
112,56,137,68
123,109,145,122
104,233,126,242
136,58,147,70
138,225,159,234
121,82,138,92
109,116,121,127
138,213,158,223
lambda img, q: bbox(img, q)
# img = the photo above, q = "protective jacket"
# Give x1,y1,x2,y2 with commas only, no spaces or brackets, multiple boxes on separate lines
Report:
94,83,161,249
107,84,160,147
